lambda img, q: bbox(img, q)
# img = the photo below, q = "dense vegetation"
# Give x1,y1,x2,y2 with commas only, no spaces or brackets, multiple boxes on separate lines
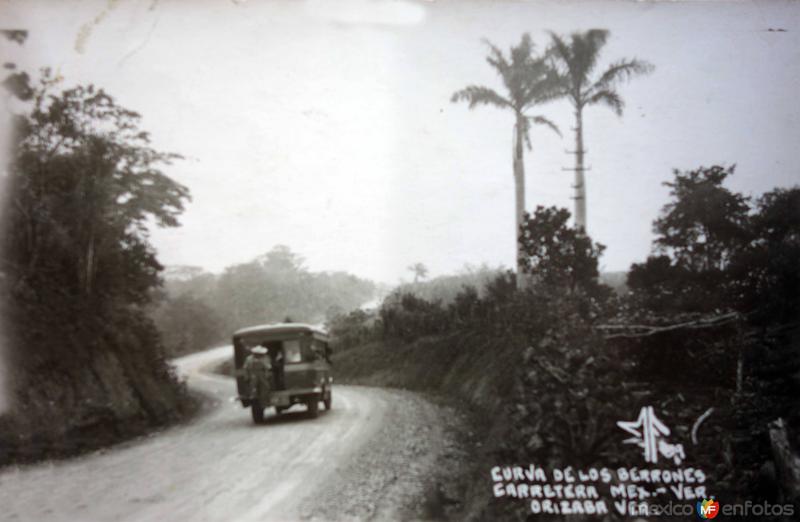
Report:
0,69,195,463
151,245,376,356
330,166,799,520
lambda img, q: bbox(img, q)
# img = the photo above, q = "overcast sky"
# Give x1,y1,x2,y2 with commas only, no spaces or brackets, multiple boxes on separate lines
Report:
3,0,799,284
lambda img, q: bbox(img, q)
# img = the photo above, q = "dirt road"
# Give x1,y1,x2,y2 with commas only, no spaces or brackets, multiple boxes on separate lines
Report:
0,347,468,522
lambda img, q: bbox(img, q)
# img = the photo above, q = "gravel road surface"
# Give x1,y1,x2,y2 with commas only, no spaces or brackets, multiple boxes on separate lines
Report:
0,347,468,522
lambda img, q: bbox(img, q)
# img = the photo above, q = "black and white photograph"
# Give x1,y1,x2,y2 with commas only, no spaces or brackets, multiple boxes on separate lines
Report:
0,1,798,520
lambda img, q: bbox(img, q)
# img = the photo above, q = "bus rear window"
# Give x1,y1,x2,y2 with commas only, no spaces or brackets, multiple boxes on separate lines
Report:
282,339,302,363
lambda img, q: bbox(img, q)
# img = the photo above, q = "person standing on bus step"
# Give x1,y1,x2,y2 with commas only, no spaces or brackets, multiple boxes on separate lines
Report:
243,345,272,398
268,345,285,390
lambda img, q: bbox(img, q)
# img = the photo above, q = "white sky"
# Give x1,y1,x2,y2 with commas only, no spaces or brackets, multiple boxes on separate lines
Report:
2,0,799,285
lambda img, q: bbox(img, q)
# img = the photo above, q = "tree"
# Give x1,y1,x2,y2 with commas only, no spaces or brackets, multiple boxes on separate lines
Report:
518,206,606,296
153,294,223,356
655,165,751,272
4,71,189,307
258,244,305,274
408,262,428,283
209,247,376,333
623,171,800,500
732,186,800,323
0,72,193,446
548,29,653,231
628,165,751,313
735,188,800,450
626,254,704,313
451,34,561,287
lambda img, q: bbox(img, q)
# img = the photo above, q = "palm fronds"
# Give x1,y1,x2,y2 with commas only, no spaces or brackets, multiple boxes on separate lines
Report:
586,90,624,116
450,86,511,109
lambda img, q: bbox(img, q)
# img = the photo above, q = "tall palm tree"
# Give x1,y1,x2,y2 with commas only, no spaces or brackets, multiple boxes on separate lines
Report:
548,29,653,232
408,262,428,283
451,34,561,287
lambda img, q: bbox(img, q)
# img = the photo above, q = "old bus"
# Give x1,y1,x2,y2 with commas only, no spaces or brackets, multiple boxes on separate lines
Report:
232,323,332,423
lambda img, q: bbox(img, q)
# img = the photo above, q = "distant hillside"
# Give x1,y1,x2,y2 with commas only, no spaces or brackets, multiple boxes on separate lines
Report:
599,270,628,294
151,246,377,356
163,265,207,282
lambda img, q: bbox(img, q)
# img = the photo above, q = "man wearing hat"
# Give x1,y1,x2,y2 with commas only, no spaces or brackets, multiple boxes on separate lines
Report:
243,344,272,399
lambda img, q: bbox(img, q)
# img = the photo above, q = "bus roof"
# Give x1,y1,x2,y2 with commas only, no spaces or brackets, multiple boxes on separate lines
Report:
232,322,328,340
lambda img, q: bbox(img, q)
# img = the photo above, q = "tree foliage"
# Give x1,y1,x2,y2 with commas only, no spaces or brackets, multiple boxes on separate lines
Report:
407,262,429,283
451,33,562,145
629,165,754,313
733,187,800,324
150,245,377,352
153,294,222,357
518,206,607,295
4,72,189,307
654,165,750,272
623,166,800,504
548,29,653,115
0,72,192,457
627,164,799,327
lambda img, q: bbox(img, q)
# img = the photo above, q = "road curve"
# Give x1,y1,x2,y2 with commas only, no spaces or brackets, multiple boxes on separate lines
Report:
0,346,392,522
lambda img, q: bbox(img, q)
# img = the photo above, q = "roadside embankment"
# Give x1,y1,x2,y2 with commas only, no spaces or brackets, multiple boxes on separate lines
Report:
0,338,207,468
332,335,517,411
325,335,523,521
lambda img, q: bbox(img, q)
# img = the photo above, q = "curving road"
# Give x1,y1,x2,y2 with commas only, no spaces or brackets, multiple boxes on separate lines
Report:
0,347,394,522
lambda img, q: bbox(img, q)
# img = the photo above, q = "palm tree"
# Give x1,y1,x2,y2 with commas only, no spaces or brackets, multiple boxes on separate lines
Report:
548,29,653,232
408,262,428,283
452,34,561,287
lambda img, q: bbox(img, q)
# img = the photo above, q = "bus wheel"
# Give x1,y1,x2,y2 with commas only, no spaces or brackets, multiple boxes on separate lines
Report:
307,398,319,418
251,400,264,424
